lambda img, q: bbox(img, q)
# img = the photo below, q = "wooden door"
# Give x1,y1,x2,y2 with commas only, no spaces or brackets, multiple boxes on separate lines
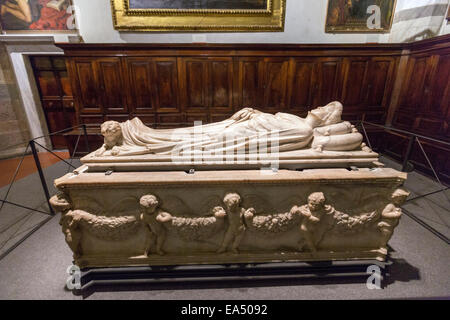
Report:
30,56,76,149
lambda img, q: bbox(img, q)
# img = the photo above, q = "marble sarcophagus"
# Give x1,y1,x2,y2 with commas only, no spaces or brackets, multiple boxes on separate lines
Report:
50,102,409,268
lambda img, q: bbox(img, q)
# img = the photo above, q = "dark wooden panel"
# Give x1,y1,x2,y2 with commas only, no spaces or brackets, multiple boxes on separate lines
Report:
340,57,370,108
261,58,289,110
59,70,73,97
238,58,262,108
186,113,208,125
80,114,104,125
367,58,395,108
157,113,185,128
209,59,233,111
398,56,430,115
104,114,130,122
428,53,450,121
287,58,315,113
313,58,341,106
72,59,101,113
97,58,127,113
35,70,60,98
132,114,156,126
29,55,76,150
211,113,234,123
152,58,179,112
127,58,154,113
180,58,209,112
45,110,68,148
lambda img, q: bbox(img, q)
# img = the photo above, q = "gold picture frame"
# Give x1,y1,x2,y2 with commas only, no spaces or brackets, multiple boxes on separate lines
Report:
325,0,397,33
110,0,286,32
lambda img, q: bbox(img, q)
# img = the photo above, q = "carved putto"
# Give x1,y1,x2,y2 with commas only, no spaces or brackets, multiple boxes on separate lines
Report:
50,187,409,260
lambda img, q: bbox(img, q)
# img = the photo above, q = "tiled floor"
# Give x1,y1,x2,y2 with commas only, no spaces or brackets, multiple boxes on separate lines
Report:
0,151,70,188
0,152,76,258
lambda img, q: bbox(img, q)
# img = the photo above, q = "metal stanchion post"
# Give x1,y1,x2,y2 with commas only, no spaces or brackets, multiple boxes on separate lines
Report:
82,124,90,154
29,140,55,215
402,135,415,172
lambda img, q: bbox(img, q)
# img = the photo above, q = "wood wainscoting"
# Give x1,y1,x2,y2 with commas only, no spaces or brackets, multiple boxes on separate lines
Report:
54,35,450,182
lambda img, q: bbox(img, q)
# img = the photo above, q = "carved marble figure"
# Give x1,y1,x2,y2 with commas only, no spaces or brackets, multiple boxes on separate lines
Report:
140,194,168,256
296,192,335,253
49,100,409,268
378,189,410,252
217,193,247,254
93,101,364,157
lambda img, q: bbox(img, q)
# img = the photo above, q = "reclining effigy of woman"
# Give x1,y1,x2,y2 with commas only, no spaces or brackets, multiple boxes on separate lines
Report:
50,101,408,268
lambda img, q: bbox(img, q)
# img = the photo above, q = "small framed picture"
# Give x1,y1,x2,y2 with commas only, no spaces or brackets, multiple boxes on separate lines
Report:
325,0,396,33
0,0,76,32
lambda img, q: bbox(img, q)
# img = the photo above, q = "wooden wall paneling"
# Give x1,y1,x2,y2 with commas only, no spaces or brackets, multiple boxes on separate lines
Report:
133,114,156,126
30,56,75,149
312,58,342,107
364,57,397,123
104,114,130,122
70,58,102,115
79,114,105,125
422,52,450,139
96,57,128,114
261,57,290,111
286,58,316,116
157,113,185,128
210,113,234,123
395,54,432,128
126,58,155,115
178,57,209,113
208,57,233,113
151,57,180,113
340,57,370,111
186,113,208,125
238,57,263,108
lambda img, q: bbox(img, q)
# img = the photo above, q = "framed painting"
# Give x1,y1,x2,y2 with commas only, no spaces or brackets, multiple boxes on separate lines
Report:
110,0,286,32
0,0,76,32
325,0,396,33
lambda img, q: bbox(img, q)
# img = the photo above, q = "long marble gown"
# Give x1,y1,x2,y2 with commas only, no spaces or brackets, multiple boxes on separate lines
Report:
99,101,363,156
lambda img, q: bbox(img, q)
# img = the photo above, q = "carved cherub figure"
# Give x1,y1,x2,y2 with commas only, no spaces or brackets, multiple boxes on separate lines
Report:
378,188,410,252
217,193,246,254
95,121,123,156
140,194,170,256
50,193,82,259
60,210,83,259
297,192,334,253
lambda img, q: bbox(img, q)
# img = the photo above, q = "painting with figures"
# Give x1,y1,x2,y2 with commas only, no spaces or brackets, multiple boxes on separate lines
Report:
325,0,396,33
0,0,75,31
128,0,269,10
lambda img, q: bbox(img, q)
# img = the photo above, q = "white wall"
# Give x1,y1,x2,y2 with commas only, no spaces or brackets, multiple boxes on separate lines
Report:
72,0,391,44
